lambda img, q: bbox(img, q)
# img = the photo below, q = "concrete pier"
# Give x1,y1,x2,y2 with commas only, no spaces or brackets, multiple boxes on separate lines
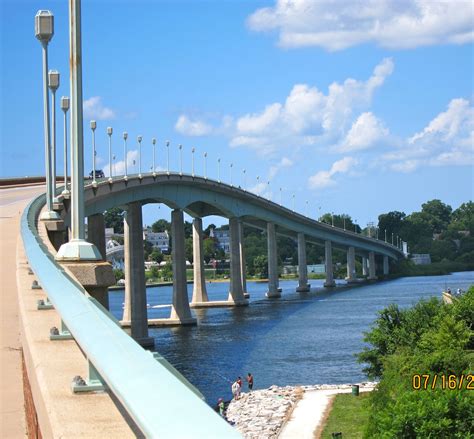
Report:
296,233,310,292
87,213,106,259
169,209,197,323
228,217,248,305
324,240,336,288
239,221,249,298
383,255,389,277
123,202,154,347
362,256,368,277
190,217,209,307
368,251,377,280
266,222,281,298
345,246,356,283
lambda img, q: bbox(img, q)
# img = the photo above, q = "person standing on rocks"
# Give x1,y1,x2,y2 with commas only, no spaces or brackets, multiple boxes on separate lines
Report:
246,372,254,391
232,379,241,400
218,398,225,417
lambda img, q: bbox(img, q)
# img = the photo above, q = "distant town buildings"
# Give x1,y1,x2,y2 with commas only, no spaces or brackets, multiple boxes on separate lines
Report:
211,227,230,254
143,228,170,253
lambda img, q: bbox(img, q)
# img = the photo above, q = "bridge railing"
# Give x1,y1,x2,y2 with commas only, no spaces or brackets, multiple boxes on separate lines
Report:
21,193,240,438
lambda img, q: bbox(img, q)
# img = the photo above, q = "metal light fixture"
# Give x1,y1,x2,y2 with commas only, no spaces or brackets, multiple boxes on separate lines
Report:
230,163,233,186
217,158,221,183
179,144,183,176
90,120,97,187
107,127,113,183
35,10,59,220
191,147,195,177
204,152,208,179
166,140,170,175
123,132,128,180
60,96,70,196
48,70,60,202
152,138,156,177
137,135,143,179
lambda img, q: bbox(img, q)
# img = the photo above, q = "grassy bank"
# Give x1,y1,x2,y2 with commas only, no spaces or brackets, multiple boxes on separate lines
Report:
389,260,474,278
319,392,371,439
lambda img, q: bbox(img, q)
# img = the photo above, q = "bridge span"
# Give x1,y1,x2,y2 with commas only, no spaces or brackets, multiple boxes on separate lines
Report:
8,173,403,438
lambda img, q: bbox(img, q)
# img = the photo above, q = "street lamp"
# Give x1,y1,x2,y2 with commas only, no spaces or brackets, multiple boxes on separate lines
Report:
242,169,246,190
107,127,113,183
385,229,387,242
230,163,233,186
343,216,346,230
60,96,70,196
256,175,260,194
331,212,334,227
123,132,128,180
35,10,59,220
191,147,195,177
152,138,156,177
354,221,358,233
217,158,221,183
204,152,208,179
279,187,282,205
137,135,143,178
179,144,183,176
166,140,170,175
112,154,116,177
90,120,97,187
48,70,60,202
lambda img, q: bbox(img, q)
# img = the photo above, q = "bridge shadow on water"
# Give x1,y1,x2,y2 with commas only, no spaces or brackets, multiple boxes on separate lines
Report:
108,272,474,404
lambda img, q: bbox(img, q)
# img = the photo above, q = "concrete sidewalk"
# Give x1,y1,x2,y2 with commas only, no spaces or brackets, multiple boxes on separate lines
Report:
0,186,44,438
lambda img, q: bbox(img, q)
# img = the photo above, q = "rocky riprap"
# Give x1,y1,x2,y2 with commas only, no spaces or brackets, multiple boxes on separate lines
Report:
226,383,376,438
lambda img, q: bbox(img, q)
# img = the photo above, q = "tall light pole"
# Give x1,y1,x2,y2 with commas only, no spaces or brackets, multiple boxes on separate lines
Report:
204,152,208,179
217,158,221,183
112,154,116,177
48,70,60,202
90,120,97,186
343,216,346,230
230,163,233,186
60,96,70,196
152,138,156,177
385,229,387,242
179,144,183,176
107,126,113,183
123,132,128,180
331,212,334,227
56,0,101,260
137,135,142,178
354,221,358,233
242,169,246,190
166,140,170,175
191,147,195,177
256,175,260,194
279,187,282,206
35,10,59,220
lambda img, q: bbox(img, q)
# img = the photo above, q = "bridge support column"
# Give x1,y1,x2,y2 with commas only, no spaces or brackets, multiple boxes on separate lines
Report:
266,222,281,298
190,217,209,307
228,218,248,305
296,233,310,292
170,209,197,323
324,240,336,288
362,256,368,277
87,213,106,260
368,251,377,281
383,255,389,277
239,221,249,298
345,246,356,283
123,202,154,347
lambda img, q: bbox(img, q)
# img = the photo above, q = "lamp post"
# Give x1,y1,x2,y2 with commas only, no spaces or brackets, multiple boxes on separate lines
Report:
152,138,156,177
191,147,195,177
123,132,128,180
56,0,101,260
242,169,246,190
343,216,346,230
137,135,143,178
112,154,116,177
229,163,233,186
354,221,358,233
292,194,295,212
385,229,387,242
90,120,97,187
179,144,183,176
60,96,70,196
35,10,59,220
217,158,221,183
166,140,170,175
48,70,60,202
331,212,334,227
256,175,260,194
204,152,207,179
279,187,282,206
107,126,113,183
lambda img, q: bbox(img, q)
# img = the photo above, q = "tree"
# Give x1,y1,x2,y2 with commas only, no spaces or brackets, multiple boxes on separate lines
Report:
150,249,163,264
143,240,153,261
185,237,193,264
160,263,173,281
151,219,170,233
104,207,124,234
204,223,216,237
451,201,474,234
253,255,268,278
378,211,406,239
203,237,217,263
420,199,452,233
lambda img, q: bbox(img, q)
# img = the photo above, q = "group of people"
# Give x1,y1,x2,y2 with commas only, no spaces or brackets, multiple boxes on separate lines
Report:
217,373,254,418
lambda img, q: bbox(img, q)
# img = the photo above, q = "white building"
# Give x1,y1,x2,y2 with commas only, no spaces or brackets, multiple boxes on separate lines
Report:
211,228,230,254
143,228,170,253
411,254,431,265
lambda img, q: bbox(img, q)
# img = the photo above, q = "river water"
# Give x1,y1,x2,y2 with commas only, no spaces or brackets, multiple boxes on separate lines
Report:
109,272,473,404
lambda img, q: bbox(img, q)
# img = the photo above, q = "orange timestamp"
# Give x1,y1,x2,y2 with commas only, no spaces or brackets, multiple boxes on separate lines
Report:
412,374,474,390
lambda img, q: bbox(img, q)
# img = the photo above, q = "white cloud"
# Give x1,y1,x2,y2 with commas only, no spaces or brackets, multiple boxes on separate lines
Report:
175,115,213,136
380,98,474,172
308,156,358,189
230,58,393,155
340,112,389,152
247,0,474,51
83,96,116,120
269,157,294,179
111,150,139,177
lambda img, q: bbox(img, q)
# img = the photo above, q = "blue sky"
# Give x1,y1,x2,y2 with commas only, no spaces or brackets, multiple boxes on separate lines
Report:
1,0,473,229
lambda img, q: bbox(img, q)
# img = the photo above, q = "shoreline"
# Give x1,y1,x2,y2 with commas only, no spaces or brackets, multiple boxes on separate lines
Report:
226,383,377,439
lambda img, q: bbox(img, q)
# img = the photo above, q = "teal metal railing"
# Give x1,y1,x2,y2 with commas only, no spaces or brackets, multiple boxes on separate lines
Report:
21,193,240,438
